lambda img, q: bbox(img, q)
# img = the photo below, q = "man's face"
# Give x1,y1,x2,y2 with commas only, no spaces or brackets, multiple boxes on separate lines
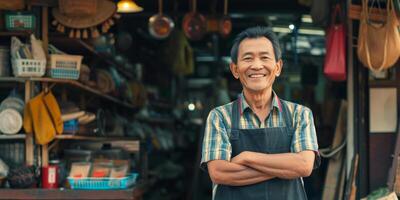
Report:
230,37,282,93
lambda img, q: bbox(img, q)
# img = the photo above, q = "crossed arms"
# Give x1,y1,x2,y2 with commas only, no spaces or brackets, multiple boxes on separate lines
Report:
207,150,315,186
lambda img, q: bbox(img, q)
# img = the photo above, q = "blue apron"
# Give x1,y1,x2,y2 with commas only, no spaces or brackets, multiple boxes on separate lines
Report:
214,97,308,200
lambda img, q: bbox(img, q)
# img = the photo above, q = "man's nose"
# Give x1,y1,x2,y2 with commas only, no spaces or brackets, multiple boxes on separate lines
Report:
250,58,264,69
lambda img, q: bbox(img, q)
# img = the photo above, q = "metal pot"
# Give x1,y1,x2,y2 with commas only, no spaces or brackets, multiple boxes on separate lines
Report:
182,0,206,40
218,0,231,38
148,0,174,39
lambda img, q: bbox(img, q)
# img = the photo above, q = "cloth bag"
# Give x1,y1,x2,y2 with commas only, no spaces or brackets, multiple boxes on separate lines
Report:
311,0,331,28
23,91,63,145
357,0,400,71
324,5,346,81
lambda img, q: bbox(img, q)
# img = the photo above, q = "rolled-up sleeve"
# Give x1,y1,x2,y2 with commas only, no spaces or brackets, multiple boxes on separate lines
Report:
200,109,231,171
291,106,320,169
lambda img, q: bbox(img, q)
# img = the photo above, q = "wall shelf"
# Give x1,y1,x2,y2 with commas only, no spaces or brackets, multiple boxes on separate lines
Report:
0,188,140,200
135,116,175,124
0,31,32,37
0,134,26,140
55,135,139,141
55,135,140,152
0,77,137,110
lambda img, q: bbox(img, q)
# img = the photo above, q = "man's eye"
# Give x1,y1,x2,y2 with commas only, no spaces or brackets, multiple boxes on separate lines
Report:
261,57,269,60
243,57,252,61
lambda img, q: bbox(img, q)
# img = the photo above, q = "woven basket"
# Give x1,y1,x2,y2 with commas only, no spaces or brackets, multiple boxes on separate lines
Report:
58,0,97,17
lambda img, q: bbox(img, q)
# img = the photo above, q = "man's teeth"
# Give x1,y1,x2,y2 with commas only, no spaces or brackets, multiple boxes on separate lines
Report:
249,74,266,78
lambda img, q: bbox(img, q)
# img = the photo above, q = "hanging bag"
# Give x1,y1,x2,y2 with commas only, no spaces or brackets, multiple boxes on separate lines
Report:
357,0,400,71
311,0,331,28
324,5,346,81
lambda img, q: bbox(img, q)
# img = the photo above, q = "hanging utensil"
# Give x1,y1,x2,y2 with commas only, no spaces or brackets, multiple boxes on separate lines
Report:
148,0,175,39
219,0,231,37
182,0,206,40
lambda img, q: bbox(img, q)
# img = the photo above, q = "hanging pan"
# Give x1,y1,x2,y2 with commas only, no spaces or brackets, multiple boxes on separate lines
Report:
148,0,175,39
182,0,206,40
219,0,231,37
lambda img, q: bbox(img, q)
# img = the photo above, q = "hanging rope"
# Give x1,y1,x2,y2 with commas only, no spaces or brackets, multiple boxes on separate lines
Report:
319,139,347,158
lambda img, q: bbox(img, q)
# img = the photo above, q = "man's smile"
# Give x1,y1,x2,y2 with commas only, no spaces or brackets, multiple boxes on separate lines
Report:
248,73,267,78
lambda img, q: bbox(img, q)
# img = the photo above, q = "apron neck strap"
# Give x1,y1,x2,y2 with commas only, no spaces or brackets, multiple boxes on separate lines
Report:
232,97,240,130
280,99,293,129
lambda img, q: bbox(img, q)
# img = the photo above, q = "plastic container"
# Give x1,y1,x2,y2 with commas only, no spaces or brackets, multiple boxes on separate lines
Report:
11,59,46,77
63,119,79,134
67,173,138,190
5,12,36,31
48,54,82,80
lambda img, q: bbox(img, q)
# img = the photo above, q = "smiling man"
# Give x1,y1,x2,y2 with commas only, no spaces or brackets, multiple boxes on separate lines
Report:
201,26,320,200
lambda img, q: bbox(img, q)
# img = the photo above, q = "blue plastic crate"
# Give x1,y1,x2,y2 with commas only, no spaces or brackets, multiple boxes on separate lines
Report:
50,68,80,80
68,173,138,190
63,119,79,134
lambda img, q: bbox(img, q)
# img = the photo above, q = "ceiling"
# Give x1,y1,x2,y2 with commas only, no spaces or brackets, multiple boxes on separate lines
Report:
116,0,326,66
133,0,309,14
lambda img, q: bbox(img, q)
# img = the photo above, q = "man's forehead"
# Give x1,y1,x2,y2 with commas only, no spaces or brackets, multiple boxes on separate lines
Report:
238,37,274,54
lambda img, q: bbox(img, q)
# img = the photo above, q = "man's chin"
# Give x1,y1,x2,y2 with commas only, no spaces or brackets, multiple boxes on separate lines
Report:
244,86,271,93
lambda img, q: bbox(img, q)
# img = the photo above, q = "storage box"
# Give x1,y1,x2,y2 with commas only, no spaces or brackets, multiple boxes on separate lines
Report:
67,173,138,190
12,59,46,77
63,119,79,134
48,54,82,80
5,12,35,31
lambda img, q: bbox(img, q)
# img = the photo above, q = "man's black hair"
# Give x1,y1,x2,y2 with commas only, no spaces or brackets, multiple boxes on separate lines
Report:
230,26,282,64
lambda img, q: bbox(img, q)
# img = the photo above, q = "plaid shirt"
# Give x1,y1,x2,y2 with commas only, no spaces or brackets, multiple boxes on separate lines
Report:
201,92,319,169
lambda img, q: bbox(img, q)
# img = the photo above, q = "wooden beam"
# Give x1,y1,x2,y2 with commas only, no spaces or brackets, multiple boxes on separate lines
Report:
349,4,390,22
24,80,34,166
29,0,57,7
41,144,48,167
322,101,348,200
42,6,49,60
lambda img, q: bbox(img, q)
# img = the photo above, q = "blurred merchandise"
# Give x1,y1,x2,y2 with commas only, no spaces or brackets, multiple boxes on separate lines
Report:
0,46,11,77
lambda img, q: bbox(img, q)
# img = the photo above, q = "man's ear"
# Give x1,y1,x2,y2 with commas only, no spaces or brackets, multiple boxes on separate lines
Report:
275,59,283,77
230,63,239,79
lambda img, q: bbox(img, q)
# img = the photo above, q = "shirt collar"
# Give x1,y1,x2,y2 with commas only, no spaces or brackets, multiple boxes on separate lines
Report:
239,91,282,115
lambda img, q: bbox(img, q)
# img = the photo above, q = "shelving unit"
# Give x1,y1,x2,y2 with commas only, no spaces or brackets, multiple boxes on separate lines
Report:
0,4,148,200
0,80,145,196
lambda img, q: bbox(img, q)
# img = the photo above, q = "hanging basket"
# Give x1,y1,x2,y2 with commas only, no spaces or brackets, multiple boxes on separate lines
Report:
58,0,97,17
